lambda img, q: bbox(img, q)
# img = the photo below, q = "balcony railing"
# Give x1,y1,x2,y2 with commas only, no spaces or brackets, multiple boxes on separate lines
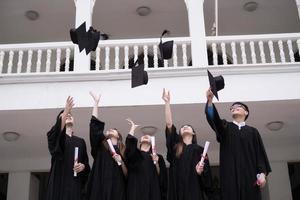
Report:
206,33,300,66
0,37,192,75
0,33,300,77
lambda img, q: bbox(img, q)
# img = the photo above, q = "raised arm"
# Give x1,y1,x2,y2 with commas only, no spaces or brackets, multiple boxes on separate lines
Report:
125,119,142,168
162,88,172,129
89,92,105,158
89,92,101,118
205,88,227,142
60,96,74,131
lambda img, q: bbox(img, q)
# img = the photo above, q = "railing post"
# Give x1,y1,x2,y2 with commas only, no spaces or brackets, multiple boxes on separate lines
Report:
73,0,96,72
184,0,208,67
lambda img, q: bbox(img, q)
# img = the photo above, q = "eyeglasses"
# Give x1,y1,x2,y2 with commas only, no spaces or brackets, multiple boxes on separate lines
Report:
230,104,246,111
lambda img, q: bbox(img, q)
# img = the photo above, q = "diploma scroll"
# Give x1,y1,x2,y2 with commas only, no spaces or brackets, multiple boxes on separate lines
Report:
74,147,79,177
151,136,157,164
199,141,210,166
107,139,122,166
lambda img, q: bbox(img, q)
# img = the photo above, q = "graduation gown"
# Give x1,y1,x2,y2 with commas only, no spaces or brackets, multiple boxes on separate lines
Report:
86,116,126,200
125,134,167,200
205,103,272,200
166,125,213,200
46,111,90,200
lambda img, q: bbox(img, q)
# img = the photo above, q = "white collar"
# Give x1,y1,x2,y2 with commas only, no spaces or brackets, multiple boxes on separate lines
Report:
233,121,246,130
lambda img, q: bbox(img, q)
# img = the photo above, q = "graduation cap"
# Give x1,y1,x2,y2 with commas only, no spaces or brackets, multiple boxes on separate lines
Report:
207,70,225,101
131,60,148,88
70,22,100,55
159,30,174,60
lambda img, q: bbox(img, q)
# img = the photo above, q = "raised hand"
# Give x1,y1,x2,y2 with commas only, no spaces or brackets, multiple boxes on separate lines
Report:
206,87,214,104
89,91,101,105
126,118,140,135
64,96,74,114
162,88,171,104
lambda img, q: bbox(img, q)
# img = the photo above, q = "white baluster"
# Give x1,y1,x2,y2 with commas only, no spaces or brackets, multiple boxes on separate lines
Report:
268,41,276,63
26,50,33,73
7,50,14,74
212,43,218,66
115,46,120,70
105,46,110,70
0,51,4,74
287,40,295,63
65,48,71,72
231,42,237,64
143,45,148,68
278,40,286,63
221,43,227,65
153,45,158,68
133,45,138,63
17,50,24,73
173,43,178,67
124,46,129,69
258,41,266,64
249,41,257,64
182,44,188,66
95,47,100,70
56,48,61,72
240,42,247,64
297,40,300,59
36,49,42,73
46,49,52,72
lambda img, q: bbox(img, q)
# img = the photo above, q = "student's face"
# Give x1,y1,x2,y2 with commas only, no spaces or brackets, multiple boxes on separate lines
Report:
141,135,151,144
106,129,119,139
180,125,194,136
230,105,248,118
65,114,74,126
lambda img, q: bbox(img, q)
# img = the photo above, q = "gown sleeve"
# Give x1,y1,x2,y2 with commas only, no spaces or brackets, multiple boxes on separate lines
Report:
205,102,228,142
158,154,168,200
254,128,272,176
165,125,180,163
125,134,143,169
47,110,66,157
89,115,106,158
199,155,214,200
79,138,91,185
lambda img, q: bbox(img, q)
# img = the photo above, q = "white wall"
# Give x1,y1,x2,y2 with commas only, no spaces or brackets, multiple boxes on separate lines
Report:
0,65,300,111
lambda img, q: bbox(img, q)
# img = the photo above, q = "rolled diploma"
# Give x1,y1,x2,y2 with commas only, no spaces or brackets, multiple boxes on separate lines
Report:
151,136,157,164
74,147,79,177
199,141,210,166
107,139,121,166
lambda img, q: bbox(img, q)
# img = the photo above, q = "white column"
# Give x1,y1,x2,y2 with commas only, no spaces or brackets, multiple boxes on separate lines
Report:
184,0,208,67
7,172,31,200
295,0,300,21
73,0,96,72
7,172,40,200
267,162,293,200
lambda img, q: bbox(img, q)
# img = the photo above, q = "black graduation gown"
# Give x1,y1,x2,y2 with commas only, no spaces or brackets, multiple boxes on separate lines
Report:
205,103,272,200
166,125,213,200
125,134,167,200
86,116,126,200
46,111,90,200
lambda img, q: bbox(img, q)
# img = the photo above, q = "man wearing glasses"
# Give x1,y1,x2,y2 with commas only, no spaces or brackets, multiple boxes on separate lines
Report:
205,88,271,200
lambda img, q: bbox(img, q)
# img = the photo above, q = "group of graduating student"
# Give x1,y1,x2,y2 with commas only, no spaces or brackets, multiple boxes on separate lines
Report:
46,85,271,200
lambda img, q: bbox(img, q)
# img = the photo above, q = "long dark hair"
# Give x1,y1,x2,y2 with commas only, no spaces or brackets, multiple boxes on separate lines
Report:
103,128,126,157
175,124,197,158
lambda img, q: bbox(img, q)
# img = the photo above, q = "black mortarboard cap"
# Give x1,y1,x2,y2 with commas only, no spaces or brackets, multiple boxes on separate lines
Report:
131,60,148,88
231,102,249,120
207,70,225,101
86,26,100,54
69,22,100,55
159,30,174,60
